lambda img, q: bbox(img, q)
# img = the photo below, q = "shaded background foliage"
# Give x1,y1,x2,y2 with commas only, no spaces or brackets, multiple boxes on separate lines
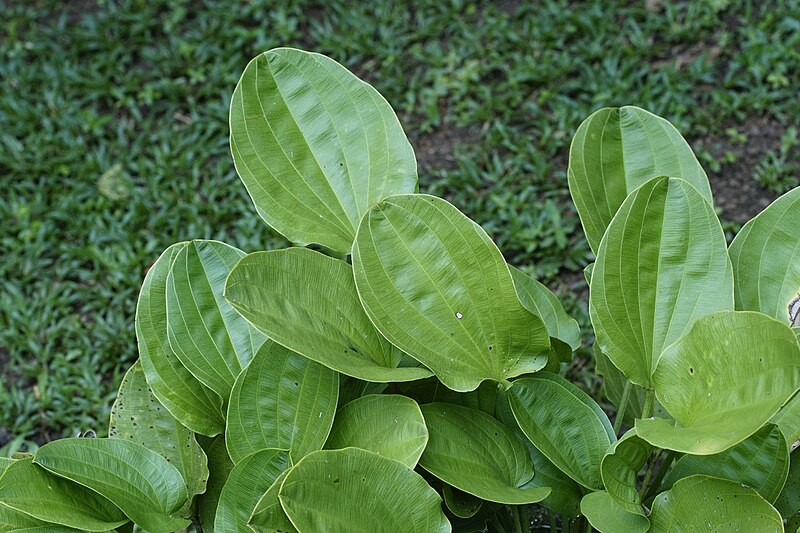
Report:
1,0,799,448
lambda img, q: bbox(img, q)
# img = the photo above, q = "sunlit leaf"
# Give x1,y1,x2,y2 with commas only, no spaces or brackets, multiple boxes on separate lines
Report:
580,491,649,533
279,448,451,532
226,340,338,464
166,240,266,399
590,176,733,388
636,311,800,454
230,47,417,255
34,439,189,533
419,403,549,504
508,373,614,490
248,471,297,533
135,242,224,436
510,266,581,358
353,194,549,392
225,247,431,383
649,475,784,533
568,105,711,253
772,391,800,450
325,394,427,468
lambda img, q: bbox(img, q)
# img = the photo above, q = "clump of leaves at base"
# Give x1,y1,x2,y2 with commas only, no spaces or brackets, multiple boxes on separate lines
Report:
2,48,798,533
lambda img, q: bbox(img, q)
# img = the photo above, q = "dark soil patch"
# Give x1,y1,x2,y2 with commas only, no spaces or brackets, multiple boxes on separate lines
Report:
694,116,783,223
407,123,482,178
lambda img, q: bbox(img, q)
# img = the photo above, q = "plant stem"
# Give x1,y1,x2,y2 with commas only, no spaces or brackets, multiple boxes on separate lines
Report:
613,380,632,435
639,450,659,499
641,388,655,419
643,449,675,501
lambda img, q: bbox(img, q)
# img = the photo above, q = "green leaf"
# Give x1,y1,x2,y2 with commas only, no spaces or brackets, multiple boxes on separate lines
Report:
226,340,338,464
419,402,549,504
601,429,654,514
0,502,49,533
772,391,800,450
166,240,266,399
279,448,451,532
214,449,290,533
637,311,800,454
34,438,189,533
590,176,733,388
659,424,789,503
595,345,669,425
510,266,581,356
442,485,482,519
0,459,127,532
325,394,428,468
567,105,711,254
135,242,224,436
109,360,208,515
224,247,431,383
508,373,614,490
230,47,417,255
248,471,297,533
495,391,583,517
649,475,784,532
580,491,649,533
775,451,800,529
729,187,800,325
353,194,550,392
197,437,234,532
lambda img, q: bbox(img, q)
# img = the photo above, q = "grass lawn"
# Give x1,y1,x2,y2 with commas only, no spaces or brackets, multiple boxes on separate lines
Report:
1,0,799,450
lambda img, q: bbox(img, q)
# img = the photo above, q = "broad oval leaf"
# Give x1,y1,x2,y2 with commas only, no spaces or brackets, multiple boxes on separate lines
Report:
419,402,549,504
580,491,649,533
249,470,297,533
510,266,581,358
729,187,800,324
214,448,290,533
166,240,266,399
590,176,733,388
0,459,127,531
135,242,224,436
508,373,615,490
636,311,800,454
325,394,428,468
230,47,417,255
224,247,431,383
226,340,338,464
567,105,711,253
34,438,189,533
495,391,583,517
659,423,789,503
109,360,208,516
649,475,784,533
601,429,654,514
353,194,549,392
279,448,451,532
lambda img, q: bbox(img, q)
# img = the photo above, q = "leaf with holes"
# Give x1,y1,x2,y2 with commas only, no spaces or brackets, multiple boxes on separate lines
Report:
636,311,800,454
226,340,338,464
353,194,549,392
